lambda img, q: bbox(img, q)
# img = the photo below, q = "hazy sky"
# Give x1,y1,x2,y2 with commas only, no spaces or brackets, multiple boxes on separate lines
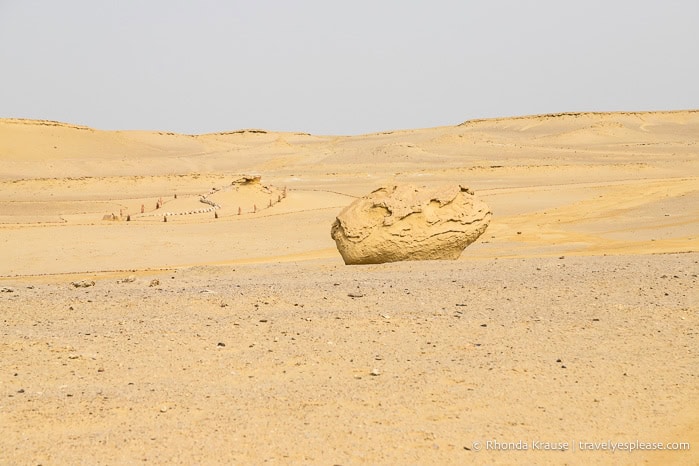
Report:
1,1,697,135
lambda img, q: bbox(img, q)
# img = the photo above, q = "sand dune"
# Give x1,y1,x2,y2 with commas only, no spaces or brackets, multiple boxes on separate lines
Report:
1,110,696,276
1,111,697,465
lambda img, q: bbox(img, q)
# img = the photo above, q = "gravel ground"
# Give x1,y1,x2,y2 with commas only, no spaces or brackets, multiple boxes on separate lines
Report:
1,252,697,465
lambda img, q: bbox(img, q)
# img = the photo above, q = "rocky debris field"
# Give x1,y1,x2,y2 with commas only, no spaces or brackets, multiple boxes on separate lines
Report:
1,252,697,465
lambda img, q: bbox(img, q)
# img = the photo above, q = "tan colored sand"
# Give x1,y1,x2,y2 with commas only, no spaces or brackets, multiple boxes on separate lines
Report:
1,111,697,464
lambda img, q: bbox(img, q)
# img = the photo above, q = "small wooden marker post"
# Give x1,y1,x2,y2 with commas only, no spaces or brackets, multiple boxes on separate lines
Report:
163,215,167,222
141,204,145,214
126,215,131,222
238,207,242,215
253,204,257,213
214,211,218,219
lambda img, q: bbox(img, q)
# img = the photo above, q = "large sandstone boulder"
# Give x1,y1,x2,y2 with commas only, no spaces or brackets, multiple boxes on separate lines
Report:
331,184,491,264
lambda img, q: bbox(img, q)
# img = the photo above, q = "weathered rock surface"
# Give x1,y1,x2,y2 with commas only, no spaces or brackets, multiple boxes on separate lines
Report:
331,184,491,264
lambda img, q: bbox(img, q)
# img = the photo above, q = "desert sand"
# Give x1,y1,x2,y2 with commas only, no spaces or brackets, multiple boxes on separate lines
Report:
0,111,697,465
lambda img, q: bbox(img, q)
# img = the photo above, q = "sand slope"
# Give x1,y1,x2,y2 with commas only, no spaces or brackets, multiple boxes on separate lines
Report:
0,110,697,276
1,111,697,465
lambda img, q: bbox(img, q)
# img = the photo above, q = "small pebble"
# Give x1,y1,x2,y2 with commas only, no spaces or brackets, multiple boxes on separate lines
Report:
370,368,381,376
71,280,95,288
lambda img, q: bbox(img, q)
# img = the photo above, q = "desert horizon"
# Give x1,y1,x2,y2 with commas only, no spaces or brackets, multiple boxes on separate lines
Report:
1,109,697,464
2,109,697,275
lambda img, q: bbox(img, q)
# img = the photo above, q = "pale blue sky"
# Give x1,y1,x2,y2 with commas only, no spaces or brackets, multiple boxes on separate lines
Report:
1,1,697,135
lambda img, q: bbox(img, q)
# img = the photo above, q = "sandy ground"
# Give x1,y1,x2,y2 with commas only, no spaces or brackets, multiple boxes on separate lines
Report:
1,111,697,464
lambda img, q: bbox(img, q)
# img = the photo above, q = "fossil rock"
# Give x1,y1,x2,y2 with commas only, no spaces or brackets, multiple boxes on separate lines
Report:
331,184,491,264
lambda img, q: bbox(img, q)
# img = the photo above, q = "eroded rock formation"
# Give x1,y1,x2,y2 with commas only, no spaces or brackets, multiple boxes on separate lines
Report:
331,184,491,264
